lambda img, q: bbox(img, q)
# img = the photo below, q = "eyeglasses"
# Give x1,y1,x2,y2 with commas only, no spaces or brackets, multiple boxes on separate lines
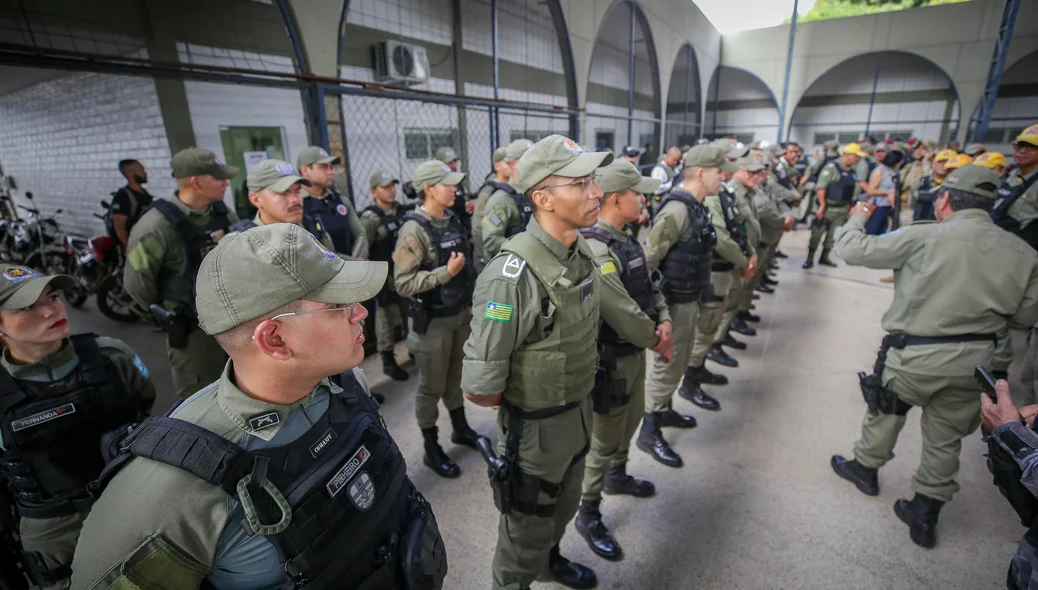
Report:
270,302,359,322
541,176,599,192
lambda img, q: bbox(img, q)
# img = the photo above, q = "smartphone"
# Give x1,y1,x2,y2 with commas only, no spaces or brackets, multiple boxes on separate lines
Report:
975,365,998,402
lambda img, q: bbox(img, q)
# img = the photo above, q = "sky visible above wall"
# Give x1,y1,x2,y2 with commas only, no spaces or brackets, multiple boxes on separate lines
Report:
695,0,970,34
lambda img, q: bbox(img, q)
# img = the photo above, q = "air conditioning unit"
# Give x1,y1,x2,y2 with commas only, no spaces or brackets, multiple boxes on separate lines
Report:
373,41,430,85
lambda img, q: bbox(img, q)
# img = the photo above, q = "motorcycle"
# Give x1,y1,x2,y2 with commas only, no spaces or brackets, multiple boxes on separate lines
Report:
60,207,138,322
14,193,75,289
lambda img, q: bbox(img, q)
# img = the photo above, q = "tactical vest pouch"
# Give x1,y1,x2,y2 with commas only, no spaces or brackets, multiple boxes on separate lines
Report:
149,304,191,349
986,434,1038,526
408,298,429,335
590,364,628,416
401,491,448,590
22,551,70,588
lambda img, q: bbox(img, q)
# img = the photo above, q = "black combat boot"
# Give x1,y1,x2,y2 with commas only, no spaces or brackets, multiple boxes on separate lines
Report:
762,274,779,286
707,344,739,368
575,499,623,561
603,463,655,497
730,317,757,337
637,412,683,467
722,332,747,351
692,364,728,386
894,493,944,549
830,455,879,496
819,249,838,267
739,310,761,323
775,249,788,259
678,367,720,411
755,283,775,294
539,544,598,589
449,407,486,449
380,351,409,381
422,427,460,478
802,249,816,269
659,404,697,429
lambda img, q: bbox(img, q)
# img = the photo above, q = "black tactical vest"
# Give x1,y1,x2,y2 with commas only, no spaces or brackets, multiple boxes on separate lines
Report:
580,226,658,355
656,190,716,302
92,374,447,589
822,163,858,204
303,189,354,255
714,187,750,270
404,210,476,317
774,161,793,190
810,153,839,183
150,199,232,315
364,205,404,267
0,335,143,519
913,176,941,222
992,172,1038,233
487,182,534,238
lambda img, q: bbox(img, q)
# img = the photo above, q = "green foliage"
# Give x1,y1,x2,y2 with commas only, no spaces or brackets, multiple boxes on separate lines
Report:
786,0,971,24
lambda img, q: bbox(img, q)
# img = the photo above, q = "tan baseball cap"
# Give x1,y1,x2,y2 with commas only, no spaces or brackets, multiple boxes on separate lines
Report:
942,164,1001,200
514,135,613,194
596,159,661,194
435,146,459,163
0,266,74,310
413,160,465,190
824,139,840,150
171,148,238,180
492,146,508,164
247,160,311,193
964,143,987,157
735,149,768,172
684,144,728,170
369,170,399,189
195,224,388,335
296,146,341,169
505,139,534,161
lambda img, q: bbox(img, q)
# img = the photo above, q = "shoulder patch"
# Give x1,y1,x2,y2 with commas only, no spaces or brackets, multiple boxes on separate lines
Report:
484,301,514,322
599,260,617,275
133,355,150,379
501,254,526,278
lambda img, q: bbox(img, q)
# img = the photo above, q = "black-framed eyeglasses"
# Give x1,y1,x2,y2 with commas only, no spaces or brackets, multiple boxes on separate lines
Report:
541,176,599,192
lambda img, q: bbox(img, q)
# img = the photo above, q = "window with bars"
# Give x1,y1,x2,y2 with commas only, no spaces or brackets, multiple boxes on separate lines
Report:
404,127,460,160
509,130,553,142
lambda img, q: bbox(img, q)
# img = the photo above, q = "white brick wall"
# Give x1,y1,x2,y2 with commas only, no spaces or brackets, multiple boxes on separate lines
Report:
0,70,175,237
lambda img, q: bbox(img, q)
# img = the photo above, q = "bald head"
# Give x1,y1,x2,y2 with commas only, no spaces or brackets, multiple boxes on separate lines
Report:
664,147,681,167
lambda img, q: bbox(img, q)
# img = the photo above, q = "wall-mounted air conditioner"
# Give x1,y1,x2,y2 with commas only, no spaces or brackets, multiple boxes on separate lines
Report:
373,41,430,85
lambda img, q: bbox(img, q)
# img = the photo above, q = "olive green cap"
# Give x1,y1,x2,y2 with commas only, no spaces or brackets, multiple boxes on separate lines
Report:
505,139,534,161
247,160,311,193
860,143,875,155
413,160,465,190
595,159,661,194
942,164,1001,200
711,138,735,150
195,224,388,335
434,146,459,163
514,134,613,194
170,148,238,180
492,147,508,164
683,144,727,170
369,170,398,189
296,146,341,169
0,266,74,310
824,139,840,150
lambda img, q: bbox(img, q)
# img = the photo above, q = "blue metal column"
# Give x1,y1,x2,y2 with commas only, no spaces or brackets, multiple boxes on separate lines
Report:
863,52,884,138
627,1,635,144
491,0,500,153
973,0,1021,143
684,49,692,142
710,67,721,136
313,85,330,150
777,0,798,143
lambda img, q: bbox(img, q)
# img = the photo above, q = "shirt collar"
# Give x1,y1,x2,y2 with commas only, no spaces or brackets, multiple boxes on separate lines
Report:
215,361,343,442
1,340,77,381
526,215,577,262
595,218,629,240
171,191,214,217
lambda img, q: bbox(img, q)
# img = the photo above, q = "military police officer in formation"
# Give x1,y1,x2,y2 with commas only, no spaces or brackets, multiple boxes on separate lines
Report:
361,170,411,382
297,146,370,260
393,160,484,479
910,148,956,222
72,224,447,589
803,142,865,269
473,146,511,269
481,139,536,261
830,165,1038,549
0,267,155,589
124,147,238,399
992,124,1038,250
436,146,475,232
573,159,673,562
462,135,611,590
637,144,722,468
226,160,333,248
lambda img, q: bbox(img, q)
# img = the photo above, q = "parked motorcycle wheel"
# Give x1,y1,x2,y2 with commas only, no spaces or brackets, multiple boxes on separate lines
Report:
96,275,137,323
25,251,87,307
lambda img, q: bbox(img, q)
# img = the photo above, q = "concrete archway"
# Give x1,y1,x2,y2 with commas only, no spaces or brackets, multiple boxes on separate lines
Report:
704,65,779,144
966,50,1038,150
664,44,701,150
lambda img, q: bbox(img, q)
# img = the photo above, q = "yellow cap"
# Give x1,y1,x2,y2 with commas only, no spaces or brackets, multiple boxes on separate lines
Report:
944,154,974,170
842,143,868,158
973,151,1007,169
934,149,957,162
1015,124,1038,147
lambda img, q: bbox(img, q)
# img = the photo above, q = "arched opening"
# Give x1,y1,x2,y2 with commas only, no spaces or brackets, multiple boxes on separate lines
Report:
585,0,661,153
664,44,701,152
788,51,959,149
704,66,779,145
967,50,1038,152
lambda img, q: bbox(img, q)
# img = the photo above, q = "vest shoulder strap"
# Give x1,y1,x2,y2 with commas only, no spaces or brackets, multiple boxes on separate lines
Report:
69,333,103,368
229,219,257,233
578,226,614,246
501,232,567,289
150,199,187,225
0,359,24,412
488,181,516,196
363,205,386,219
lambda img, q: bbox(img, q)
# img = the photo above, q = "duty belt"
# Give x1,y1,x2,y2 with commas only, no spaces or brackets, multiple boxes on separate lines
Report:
711,261,734,272
884,333,998,349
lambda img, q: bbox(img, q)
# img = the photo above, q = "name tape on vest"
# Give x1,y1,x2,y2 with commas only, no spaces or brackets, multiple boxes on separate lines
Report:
11,403,76,432
327,445,371,498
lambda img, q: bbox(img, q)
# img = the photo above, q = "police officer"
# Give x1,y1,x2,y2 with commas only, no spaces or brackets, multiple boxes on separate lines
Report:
649,146,682,212
473,146,510,269
638,144,722,467
435,146,475,233
481,139,535,261
992,124,1038,250
72,224,448,589
462,135,611,590
803,143,865,269
856,143,878,200
619,145,640,166
573,160,673,561
830,165,1038,548
0,267,154,590
394,160,484,478
910,148,955,222
109,159,153,249
297,146,370,260
678,154,756,411
361,170,410,382
227,160,328,242
124,147,237,399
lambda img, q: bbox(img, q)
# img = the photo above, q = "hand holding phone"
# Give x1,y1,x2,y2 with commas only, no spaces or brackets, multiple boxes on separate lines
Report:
975,365,998,402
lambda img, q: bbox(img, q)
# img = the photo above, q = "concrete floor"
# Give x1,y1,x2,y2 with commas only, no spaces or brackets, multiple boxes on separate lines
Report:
68,227,1026,589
